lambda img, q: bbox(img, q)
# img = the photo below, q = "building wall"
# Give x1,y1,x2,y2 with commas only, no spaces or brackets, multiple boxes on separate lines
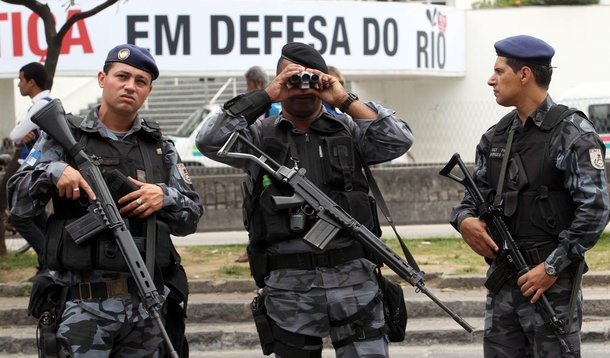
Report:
193,161,610,232
2,5,609,161
193,165,468,232
355,5,610,164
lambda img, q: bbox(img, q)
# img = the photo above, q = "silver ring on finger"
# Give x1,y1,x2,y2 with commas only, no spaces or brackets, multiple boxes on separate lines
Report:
73,188,80,192
136,198,143,205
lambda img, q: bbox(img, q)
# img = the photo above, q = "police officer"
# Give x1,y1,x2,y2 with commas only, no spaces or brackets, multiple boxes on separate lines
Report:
450,35,609,357
196,42,413,357
8,44,203,357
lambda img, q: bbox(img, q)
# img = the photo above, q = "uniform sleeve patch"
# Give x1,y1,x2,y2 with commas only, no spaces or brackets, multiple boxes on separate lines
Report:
176,163,193,184
589,148,605,170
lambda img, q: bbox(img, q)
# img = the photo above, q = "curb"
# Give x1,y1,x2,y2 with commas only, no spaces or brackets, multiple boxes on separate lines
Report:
1,271,608,297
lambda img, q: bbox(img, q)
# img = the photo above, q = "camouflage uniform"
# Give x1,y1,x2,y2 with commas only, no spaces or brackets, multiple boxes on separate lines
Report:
8,108,203,357
197,102,413,357
451,96,610,357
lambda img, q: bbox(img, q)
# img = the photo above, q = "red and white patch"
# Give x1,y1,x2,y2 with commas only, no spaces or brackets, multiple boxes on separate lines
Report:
589,148,604,170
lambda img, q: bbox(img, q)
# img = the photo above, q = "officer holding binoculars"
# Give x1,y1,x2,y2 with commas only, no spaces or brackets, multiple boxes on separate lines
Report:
197,42,413,358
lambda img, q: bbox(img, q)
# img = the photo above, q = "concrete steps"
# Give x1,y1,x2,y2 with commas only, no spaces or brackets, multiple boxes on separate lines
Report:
0,281,609,355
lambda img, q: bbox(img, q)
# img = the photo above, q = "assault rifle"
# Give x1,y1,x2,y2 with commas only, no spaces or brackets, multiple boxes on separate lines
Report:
32,99,179,358
218,132,474,333
439,153,572,353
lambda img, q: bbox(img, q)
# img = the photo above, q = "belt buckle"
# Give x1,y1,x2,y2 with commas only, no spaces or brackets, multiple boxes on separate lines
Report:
78,282,92,300
106,279,128,298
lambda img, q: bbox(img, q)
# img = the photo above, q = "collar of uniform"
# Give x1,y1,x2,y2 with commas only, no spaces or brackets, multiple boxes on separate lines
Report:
528,95,555,128
275,106,341,133
79,106,143,139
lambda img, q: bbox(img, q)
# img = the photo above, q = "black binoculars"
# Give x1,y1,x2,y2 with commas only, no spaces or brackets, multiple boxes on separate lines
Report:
288,71,320,89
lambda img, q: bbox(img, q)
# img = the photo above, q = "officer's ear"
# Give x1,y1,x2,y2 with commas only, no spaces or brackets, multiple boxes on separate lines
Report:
519,67,532,84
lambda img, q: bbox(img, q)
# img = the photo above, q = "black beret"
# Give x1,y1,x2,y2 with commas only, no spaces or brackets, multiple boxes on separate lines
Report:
281,42,328,74
105,44,159,80
494,35,555,66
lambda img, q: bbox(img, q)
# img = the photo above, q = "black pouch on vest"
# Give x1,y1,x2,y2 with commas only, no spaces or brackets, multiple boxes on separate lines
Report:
95,236,129,271
329,190,376,232
45,216,94,271
248,242,268,288
155,221,174,272
377,271,407,342
103,169,138,204
258,185,302,241
320,136,355,189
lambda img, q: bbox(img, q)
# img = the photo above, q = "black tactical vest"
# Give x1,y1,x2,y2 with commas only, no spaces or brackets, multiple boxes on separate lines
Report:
243,114,377,245
487,106,578,242
45,115,176,273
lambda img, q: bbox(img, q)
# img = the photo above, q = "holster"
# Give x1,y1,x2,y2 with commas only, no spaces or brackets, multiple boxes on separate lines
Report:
28,272,68,358
250,290,274,355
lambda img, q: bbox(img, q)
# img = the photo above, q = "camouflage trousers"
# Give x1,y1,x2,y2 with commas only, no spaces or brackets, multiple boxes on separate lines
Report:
484,268,582,358
264,274,388,358
55,300,163,357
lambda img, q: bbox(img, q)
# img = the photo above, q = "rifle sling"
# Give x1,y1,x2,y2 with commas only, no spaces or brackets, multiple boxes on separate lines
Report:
139,138,158,278
356,150,421,272
328,118,421,271
493,126,515,208
567,260,585,328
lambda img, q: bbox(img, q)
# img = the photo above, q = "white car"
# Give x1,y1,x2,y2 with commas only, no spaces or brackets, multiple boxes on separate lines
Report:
557,82,610,158
170,104,229,167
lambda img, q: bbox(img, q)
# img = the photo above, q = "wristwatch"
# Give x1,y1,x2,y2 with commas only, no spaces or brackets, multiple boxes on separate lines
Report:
339,92,359,113
544,261,558,276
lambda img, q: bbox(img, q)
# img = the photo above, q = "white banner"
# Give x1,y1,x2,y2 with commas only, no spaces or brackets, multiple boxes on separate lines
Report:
0,0,465,76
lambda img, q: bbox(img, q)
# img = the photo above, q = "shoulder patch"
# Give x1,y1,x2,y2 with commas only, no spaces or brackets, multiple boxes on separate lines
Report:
176,163,193,184
589,148,605,170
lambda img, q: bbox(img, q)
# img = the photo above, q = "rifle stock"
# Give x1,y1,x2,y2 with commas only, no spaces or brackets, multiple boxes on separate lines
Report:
219,132,474,333
440,153,573,353
32,99,179,358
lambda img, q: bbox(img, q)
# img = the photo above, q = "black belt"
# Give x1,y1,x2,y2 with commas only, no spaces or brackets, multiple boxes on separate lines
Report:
519,243,556,266
66,278,138,300
268,244,366,271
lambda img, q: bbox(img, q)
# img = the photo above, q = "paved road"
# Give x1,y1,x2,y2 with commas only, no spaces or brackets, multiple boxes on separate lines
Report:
7,343,609,358
190,342,610,357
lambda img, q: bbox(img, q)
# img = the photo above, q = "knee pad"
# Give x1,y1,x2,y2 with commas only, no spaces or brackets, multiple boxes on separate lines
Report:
272,324,322,358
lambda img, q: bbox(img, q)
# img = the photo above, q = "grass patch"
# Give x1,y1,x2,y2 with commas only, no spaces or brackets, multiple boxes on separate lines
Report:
1,233,608,282
218,265,250,277
0,252,37,270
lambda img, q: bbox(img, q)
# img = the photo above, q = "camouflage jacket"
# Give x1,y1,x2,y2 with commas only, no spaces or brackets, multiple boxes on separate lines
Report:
450,96,609,275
